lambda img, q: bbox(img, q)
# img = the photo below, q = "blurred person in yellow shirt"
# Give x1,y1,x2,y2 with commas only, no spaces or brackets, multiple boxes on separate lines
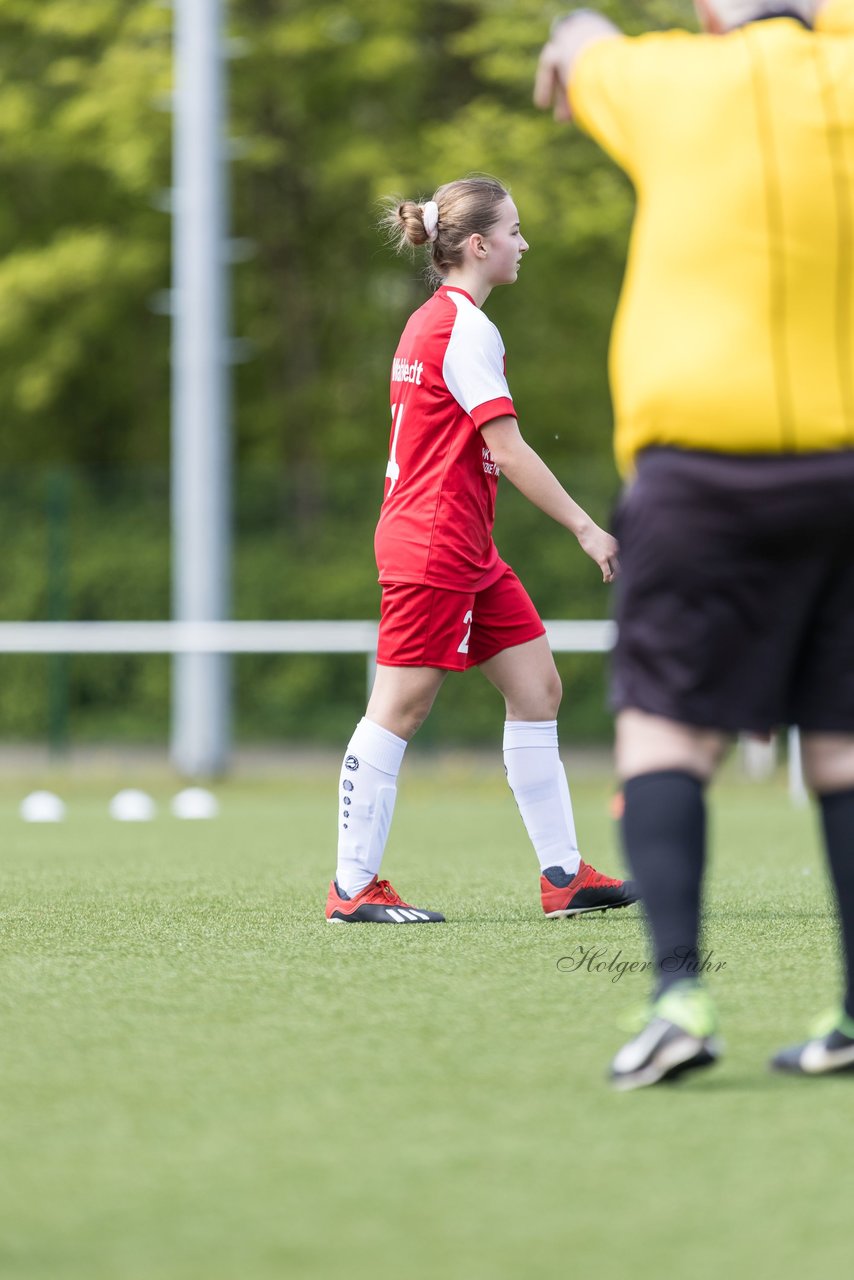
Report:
535,0,854,1089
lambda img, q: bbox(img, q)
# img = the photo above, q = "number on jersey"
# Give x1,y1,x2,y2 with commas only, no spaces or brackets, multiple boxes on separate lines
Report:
386,403,404,493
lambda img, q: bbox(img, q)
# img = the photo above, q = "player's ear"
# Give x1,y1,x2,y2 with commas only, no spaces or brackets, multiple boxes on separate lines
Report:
469,233,488,259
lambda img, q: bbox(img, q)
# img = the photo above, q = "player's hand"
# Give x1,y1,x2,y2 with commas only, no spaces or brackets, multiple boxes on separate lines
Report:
534,12,622,121
576,521,620,583
533,20,574,121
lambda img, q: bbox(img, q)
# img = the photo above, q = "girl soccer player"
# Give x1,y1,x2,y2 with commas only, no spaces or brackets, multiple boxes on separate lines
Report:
326,176,636,923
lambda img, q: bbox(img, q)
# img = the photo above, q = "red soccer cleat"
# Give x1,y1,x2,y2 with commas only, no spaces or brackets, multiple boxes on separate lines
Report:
325,875,445,924
540,859,639,918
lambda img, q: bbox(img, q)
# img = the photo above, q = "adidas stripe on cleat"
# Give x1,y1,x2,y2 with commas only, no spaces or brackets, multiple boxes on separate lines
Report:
770,1011,854,1076
541,860,639,917
325,876,445,924
609,983,721,1091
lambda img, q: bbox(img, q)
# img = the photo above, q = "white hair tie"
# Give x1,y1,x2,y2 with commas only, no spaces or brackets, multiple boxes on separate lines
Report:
422,200,439,242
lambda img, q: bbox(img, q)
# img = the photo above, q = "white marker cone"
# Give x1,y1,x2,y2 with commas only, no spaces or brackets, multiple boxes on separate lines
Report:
109,789,157,822
171,787,219,820
20,791,66,823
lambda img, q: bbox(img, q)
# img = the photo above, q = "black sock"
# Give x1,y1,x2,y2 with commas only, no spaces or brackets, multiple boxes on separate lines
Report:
818,788,854,1024
621,770,707,998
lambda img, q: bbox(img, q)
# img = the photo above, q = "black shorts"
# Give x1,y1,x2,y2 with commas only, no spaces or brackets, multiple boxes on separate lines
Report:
611,447,854,734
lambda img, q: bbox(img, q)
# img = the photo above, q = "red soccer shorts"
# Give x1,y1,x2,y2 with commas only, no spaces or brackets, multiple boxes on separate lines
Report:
376,567,546,671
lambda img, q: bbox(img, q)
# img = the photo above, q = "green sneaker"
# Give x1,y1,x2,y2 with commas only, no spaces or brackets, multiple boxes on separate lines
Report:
770,1009,854,1076
610,981,722,1091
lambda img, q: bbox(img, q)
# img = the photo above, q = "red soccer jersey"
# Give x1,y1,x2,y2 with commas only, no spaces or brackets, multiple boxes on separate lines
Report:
374,285,516,589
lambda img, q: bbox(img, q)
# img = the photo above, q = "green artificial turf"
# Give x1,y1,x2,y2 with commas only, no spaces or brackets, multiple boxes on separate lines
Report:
0,758,848,1280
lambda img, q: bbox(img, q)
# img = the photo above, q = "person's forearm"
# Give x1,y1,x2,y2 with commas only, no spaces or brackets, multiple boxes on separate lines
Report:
481,417,618,581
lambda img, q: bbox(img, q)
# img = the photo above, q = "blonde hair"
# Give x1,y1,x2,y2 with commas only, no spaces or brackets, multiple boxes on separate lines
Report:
381,176,510,285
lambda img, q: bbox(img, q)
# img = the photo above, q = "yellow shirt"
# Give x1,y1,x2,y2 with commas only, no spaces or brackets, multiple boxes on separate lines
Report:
570,0,854,474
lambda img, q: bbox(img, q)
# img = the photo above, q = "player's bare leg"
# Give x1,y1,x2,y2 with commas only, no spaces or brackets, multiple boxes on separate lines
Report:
616,709,728,782
366,664,447,741
479,633,562,722
480,635,638,917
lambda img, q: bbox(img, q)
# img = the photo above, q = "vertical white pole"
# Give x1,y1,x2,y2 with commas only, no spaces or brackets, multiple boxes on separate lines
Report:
787,727,809,807
170,0,231,776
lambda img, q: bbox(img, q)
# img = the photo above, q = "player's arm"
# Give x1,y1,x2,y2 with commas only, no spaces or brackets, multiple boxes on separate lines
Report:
480,416,618,582
533,9,623,121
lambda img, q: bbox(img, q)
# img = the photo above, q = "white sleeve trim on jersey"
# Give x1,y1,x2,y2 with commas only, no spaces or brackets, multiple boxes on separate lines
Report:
442,291,512,419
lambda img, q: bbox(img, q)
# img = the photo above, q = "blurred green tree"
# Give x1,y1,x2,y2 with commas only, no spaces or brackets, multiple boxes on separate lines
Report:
0,0,172,465
0,0,695,743
0,0,694,472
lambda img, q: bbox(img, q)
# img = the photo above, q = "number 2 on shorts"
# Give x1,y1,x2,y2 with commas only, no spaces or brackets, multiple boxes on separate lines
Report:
457,608,473,655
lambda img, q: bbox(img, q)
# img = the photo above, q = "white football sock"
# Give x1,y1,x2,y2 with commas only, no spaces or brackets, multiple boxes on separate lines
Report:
503,720,581,875
335,717,407,897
